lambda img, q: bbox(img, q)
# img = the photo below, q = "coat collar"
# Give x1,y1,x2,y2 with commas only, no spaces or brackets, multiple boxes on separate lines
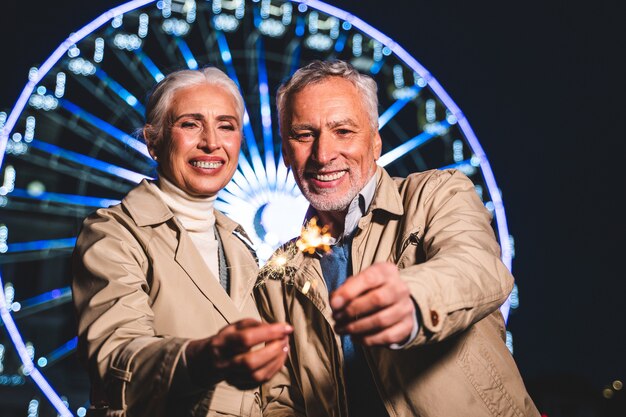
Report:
121,180,258,323
368,166,404,218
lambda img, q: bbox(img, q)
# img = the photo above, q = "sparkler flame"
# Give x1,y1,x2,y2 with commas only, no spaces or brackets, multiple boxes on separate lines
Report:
255,217,332,288
296,217,332,255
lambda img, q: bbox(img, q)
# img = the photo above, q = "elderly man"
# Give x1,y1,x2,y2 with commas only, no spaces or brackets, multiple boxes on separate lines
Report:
255,60,539,417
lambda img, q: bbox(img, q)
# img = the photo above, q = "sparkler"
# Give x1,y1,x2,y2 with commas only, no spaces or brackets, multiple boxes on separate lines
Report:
256,217,332,289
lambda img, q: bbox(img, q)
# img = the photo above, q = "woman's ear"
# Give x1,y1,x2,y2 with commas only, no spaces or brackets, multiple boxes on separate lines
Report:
143,125,159,160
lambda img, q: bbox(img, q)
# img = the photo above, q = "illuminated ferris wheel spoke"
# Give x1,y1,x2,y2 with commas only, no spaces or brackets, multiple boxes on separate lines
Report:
10,287,72,320
8,188,118,209
255,37,278,188
214,30,268,190
93,68,146,116
42,112,154,173
5,238,76,256
58,100,151,159
377,120,451,167
176,38,200,70
26,140,147,184
35,337,78,372
134,49,166,82
378,85,421,129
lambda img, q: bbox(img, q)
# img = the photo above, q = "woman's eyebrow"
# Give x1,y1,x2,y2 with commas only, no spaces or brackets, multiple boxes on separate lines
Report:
173,113,203,122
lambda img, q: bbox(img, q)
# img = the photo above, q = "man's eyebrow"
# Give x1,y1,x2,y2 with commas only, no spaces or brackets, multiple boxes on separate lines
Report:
289,123,316,132
327,118,358,129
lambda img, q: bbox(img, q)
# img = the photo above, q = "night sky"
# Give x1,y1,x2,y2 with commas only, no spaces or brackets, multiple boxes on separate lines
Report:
1,0,624,401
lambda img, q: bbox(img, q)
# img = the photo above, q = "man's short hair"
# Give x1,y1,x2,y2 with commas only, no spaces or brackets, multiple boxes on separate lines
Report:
276,60,379,134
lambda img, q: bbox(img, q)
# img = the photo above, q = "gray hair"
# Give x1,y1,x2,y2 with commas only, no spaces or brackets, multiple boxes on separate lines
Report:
143,66,244,153
276,60,379,134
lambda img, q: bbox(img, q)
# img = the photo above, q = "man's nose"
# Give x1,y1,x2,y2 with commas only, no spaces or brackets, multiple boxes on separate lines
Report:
312,132,337,164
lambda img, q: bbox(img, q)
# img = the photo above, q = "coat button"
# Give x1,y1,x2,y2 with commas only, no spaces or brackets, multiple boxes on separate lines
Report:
430,311,439,326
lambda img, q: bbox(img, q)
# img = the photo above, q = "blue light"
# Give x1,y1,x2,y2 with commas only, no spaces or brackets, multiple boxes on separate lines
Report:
6,237,76,253
214,31,267,190
94,69,145,115
134,49,165,82
27,139,149,184
59,99,150,158
378,86,421,128
295,16,305,37
40,337,78,367
9,188,120,207
256,38,276,187
341,21,352,30
17,286,71,311
377,120,451,167
334,33,347,52
177,39,199,70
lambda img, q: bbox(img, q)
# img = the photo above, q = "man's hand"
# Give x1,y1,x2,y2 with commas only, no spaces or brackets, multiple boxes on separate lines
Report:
186,318,293,390
330,262,415,346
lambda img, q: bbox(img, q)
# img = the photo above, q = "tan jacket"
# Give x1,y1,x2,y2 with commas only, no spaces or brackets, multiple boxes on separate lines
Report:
72,180,262,417
255,168,539,417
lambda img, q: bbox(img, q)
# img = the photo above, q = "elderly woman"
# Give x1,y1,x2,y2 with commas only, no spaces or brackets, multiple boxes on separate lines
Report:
72,67,292,417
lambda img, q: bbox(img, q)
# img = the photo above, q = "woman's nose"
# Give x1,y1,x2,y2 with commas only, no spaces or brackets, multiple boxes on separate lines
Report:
200,128,220,151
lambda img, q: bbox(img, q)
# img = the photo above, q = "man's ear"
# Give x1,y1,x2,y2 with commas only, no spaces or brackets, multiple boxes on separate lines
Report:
373,131,382,160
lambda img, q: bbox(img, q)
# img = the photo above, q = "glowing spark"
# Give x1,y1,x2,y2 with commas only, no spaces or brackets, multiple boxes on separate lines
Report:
296,217,332,255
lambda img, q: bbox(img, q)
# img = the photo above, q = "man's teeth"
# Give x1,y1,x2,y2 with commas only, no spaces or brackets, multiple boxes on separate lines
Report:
192,160,223,169
315,171,346,181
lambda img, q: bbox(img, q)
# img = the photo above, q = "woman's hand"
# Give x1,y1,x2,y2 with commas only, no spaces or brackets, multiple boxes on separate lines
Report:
185,318,293,390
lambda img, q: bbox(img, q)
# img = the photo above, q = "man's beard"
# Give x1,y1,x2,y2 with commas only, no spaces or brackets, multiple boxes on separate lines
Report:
294,165,369,212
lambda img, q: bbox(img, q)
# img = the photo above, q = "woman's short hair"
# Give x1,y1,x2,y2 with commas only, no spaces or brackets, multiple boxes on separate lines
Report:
143,66,244,153
276,60,379,133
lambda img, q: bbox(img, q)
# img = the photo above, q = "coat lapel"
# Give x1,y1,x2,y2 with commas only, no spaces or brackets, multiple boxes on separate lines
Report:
124,179,257,324
174,221,244,325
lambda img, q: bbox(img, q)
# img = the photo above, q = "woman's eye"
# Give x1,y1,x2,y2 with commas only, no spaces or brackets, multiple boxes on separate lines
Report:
219,124,236,131
181,121,199,128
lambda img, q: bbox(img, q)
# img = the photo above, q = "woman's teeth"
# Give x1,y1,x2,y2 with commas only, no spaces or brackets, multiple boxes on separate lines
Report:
192,160,223,169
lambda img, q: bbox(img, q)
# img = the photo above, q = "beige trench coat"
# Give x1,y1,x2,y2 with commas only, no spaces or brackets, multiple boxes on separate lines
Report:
72,180,262,417
255,168,540,417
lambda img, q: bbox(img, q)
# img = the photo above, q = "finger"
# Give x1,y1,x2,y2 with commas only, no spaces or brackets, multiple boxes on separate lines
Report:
223,322,293,350
335,298,414,336
333,280,408,323
231,337,289,374
352,316,415,346
233,318,263,330
227,338,290,386
330,263,396,311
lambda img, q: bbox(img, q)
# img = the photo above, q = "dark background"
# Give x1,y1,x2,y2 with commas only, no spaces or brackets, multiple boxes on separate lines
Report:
1,0,624,414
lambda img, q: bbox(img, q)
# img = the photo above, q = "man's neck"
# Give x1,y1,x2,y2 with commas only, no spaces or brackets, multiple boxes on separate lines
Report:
317,209,348,239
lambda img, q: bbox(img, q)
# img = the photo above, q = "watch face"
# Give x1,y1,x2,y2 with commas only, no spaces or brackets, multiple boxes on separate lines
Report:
0,1,513,415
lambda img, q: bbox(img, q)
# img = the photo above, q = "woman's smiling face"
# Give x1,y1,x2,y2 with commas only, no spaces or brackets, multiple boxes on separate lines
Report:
156,83,242,197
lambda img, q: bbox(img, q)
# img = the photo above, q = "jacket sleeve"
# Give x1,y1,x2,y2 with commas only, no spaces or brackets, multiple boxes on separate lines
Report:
254,281,307,417
399,169,514,347
72,211,200,417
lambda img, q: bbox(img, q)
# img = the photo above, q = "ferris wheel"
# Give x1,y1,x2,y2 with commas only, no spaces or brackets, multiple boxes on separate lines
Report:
0,1,517,415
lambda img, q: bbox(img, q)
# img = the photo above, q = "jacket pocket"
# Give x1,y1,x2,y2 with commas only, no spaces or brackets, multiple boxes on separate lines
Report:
396,227,422,268
457,329,524,417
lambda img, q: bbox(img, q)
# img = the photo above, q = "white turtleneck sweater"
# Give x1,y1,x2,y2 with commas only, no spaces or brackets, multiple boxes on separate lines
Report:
150,176,220,282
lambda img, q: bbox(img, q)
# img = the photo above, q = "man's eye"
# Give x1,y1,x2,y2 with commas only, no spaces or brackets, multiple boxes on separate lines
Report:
293,132,314,141
219,124,236,131
336,129,353,136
